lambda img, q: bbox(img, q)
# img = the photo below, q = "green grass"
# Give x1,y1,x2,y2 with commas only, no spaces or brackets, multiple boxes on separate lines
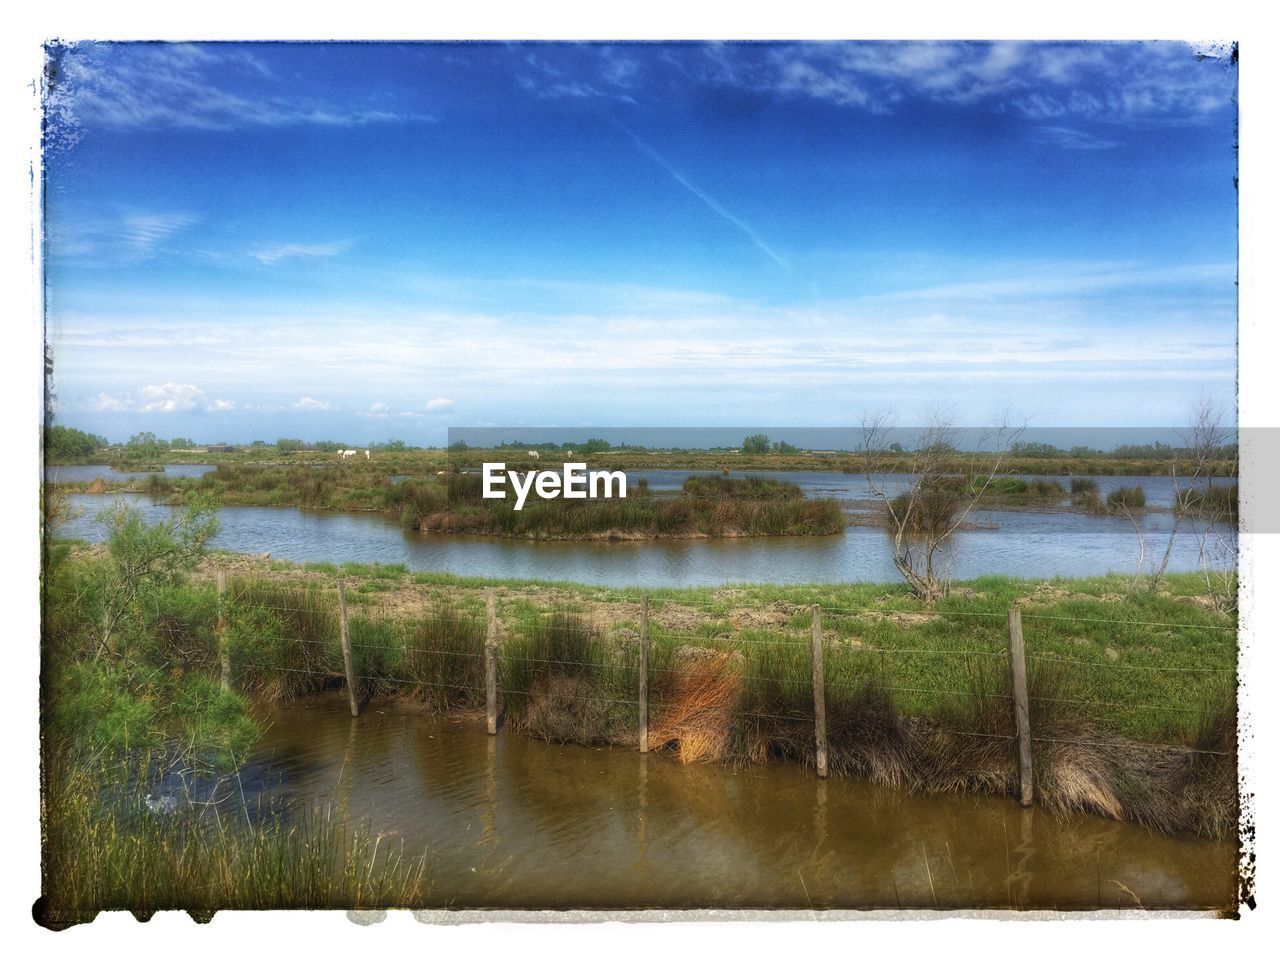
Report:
38,752,431,926
1107,486,1148,510
45,545,1238,841
198,557,1236,745
424,474,846,539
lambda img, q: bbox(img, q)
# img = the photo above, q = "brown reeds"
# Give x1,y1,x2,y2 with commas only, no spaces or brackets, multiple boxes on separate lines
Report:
649,647,744,763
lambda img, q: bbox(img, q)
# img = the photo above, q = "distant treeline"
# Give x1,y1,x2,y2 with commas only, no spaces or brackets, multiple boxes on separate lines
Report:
45,425,1239,467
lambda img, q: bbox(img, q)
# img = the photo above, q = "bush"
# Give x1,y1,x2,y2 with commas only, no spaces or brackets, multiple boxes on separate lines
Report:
888,483,961,537
1107,486,1147,511
1176,484,1237,519
1070,477,1099,494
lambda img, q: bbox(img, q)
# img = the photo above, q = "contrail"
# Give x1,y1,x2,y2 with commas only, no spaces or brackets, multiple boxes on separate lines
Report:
611,118,790,271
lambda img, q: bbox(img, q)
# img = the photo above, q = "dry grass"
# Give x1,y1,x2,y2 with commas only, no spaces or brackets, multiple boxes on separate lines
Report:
650,648,744,764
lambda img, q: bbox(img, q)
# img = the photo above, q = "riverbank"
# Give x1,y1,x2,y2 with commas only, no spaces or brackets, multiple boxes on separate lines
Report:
54,543,1238,838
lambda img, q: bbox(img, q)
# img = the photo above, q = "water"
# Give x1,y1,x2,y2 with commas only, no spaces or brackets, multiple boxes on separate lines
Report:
59,480,1235,587
234,694,1236,910
44,463,216,484
630,469,1214,508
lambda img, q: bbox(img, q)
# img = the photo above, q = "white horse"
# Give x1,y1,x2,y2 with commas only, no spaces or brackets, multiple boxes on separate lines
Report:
364,449,370,460
527,450,540,460
339,449,357,460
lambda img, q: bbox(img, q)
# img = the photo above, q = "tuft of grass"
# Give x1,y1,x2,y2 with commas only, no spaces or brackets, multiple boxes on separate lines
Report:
1107,486,1147,511
1175,484,1237,519
38,752,432,927
501,611,636,743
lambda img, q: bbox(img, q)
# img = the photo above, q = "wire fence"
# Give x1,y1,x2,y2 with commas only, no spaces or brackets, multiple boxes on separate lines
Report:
206,572,1238,787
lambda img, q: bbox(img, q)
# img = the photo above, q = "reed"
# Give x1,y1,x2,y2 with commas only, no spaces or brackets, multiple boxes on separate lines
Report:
38,751,432,927
1107,486,1147,511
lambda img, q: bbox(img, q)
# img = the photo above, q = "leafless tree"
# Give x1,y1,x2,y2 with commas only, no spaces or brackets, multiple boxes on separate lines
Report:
861,410,1025,604
1172,400,1237,611
1128,400,1236,609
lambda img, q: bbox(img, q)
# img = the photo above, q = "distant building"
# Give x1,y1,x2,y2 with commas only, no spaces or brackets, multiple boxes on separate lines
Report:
810,450,839,458
206,444,237,453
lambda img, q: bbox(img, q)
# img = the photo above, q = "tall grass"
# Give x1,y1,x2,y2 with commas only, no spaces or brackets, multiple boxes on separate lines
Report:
500,611,637,743
39,752,431,927
1107,486,1147,511
888,484,961,537
970,476,1065,500
1175,484,1237,519
423,482,845,539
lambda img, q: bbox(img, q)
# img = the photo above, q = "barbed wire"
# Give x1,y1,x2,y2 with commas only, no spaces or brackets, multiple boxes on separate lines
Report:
1029,734,1233,757
1025,652,1234,675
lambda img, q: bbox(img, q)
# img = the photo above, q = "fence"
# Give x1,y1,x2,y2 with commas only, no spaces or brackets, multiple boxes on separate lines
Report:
210,572,1237,810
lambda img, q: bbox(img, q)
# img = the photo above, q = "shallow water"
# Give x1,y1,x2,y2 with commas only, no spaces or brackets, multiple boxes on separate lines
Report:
234,694,1236,911
44,463,216,483
59,482,1235,588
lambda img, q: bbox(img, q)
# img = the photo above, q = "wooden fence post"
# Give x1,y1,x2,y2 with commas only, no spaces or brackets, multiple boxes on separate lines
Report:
216,568,230,691
811,604,828,779
485,589,498,735
638,595,650,753
338,580,359,718
1007,608,1033,806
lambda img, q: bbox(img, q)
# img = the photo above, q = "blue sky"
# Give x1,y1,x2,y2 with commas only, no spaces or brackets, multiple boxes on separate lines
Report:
42,40,1237,444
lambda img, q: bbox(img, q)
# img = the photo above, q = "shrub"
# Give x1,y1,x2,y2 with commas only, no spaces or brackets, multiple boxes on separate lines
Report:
1107,486,1147,511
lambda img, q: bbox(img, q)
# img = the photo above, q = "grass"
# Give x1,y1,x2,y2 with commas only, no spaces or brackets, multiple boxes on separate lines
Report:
1176,484,1238,519
51,442,1239,479
48,545,1239,839
38,752,431,927
64,465,846,540
423,473,846,539
1107,486,1148,511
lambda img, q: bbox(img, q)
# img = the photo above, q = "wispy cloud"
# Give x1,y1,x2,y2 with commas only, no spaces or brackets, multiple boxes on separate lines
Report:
44,42,434,145
516,46,639,103
751,42,1235,126
611,119,789,271
252,240,354,266
54,254,1234,426
1029,125,1119,151
49,210,199,263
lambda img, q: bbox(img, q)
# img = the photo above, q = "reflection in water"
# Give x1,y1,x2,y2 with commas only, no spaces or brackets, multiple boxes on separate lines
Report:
45,463,216,483
240,695,1236,911
60,477,1235,588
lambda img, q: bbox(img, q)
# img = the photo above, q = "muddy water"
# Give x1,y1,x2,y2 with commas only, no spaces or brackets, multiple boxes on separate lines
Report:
242,695,1236,911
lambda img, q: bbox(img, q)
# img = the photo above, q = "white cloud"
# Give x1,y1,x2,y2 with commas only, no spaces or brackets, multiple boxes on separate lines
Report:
89,392,129,412
293,396,331,411
369,402,389,413
45,42,433,144
251,240,354,266
713,41,1234,128
88,382,234,413
49,210,199,263
425,397,455,413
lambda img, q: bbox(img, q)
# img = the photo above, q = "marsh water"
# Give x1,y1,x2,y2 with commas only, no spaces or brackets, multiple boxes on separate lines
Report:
227,694,1235,911
56,469,1234,587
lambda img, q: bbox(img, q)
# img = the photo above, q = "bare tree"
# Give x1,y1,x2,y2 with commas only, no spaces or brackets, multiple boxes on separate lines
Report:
1125,400,1236,609
861,411,1024,604
1172,400,1237,612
